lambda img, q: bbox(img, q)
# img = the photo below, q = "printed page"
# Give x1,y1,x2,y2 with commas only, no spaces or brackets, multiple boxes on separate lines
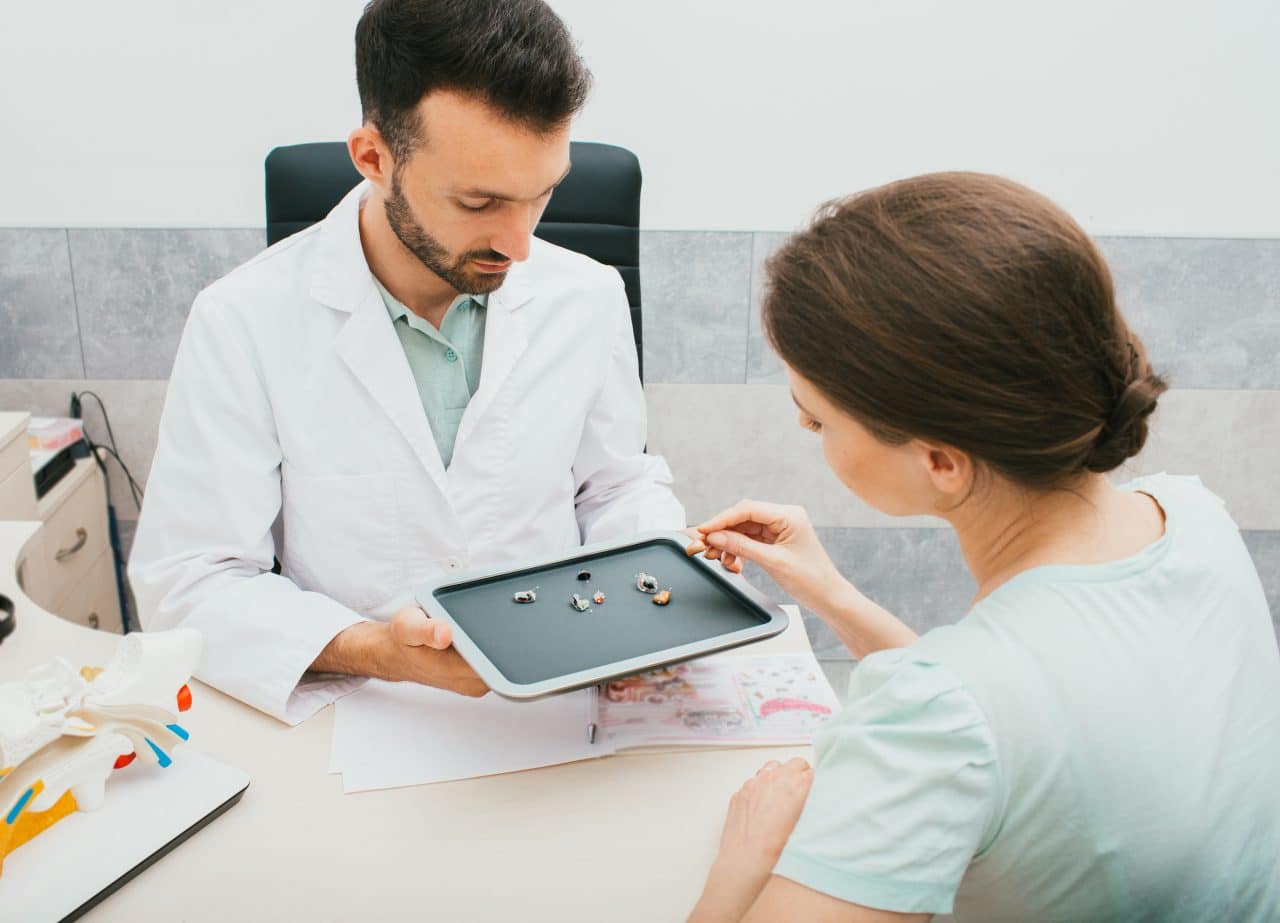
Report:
598,653,842,749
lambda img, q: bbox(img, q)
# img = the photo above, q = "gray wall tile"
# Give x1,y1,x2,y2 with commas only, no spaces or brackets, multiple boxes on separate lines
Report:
747,231,791,384
114,517,140,631
652,383,1280,532
1100,238,1280,390
1121,388,1280,531
741,527,973,658
749,526,1279,660
69,229,264,379
645,381,997,530
6,229,1278,390
640,231,751,383
116,517,138,566
1242,531,1280,639
0,229,84,378
745,236,1280,391
818,659,853,699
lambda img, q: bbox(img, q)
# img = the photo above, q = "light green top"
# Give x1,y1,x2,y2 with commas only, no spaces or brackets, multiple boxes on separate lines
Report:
374,278,487,468
775,474,1280,921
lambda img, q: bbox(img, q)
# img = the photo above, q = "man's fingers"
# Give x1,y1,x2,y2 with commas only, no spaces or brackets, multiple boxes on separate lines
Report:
394,606,453,650
427,620,453,650
456,675,489,697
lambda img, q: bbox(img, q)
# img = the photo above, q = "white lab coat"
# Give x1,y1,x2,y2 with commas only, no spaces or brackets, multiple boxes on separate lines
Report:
129,182,685,725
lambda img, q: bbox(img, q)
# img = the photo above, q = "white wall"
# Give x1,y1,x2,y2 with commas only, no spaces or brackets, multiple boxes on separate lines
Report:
1,0,1276,234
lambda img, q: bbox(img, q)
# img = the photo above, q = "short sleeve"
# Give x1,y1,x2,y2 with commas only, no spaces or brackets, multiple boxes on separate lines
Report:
773,648,1000,915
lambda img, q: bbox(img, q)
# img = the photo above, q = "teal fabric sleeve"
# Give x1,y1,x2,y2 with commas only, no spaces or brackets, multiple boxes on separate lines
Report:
774,648,1001,915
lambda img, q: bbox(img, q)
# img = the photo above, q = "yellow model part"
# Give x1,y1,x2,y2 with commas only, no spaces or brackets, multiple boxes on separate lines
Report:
0,787,79,877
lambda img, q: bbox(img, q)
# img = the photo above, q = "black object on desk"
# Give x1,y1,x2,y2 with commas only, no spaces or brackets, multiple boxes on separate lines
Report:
32,444,76,500
0,593,13,645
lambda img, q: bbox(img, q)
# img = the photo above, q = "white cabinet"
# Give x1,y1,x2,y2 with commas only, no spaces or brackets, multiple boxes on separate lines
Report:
0,412,123,633
0,413,36,519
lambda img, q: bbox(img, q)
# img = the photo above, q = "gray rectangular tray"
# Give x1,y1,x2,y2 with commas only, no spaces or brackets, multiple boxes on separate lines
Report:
416,531,788,699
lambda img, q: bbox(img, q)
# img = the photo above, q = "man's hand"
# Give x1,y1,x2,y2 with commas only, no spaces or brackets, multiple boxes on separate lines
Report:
311,606,489,697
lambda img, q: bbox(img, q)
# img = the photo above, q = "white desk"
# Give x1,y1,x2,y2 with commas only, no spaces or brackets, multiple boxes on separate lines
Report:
0,520,813,922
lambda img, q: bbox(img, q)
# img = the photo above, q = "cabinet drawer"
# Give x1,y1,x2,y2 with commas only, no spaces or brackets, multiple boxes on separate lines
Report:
0,412,30,483
57,546,122,633
40,462,110,604
0,463,37,520
14,528,51,608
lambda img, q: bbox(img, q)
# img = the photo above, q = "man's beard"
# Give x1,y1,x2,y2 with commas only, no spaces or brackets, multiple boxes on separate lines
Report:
384,172,509,296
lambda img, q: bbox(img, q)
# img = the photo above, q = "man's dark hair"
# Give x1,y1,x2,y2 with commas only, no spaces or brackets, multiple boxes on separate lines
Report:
355,0,591,161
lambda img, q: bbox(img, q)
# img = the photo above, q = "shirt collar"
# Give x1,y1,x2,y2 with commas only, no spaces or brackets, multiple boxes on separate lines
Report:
373,276,487,325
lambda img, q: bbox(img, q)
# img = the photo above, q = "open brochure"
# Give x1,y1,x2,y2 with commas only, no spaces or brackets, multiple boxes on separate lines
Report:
595,653,840,749
331,652,842,792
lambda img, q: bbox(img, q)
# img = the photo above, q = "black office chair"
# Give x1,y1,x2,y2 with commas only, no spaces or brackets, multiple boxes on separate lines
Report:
264,141,645,379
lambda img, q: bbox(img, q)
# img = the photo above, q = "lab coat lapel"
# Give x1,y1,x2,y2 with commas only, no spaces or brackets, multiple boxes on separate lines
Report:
335,287,450,490
309,181,450,492
454,266,534,454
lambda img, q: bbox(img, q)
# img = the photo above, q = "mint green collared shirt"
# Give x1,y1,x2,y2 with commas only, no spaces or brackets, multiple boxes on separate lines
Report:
374,278,487,468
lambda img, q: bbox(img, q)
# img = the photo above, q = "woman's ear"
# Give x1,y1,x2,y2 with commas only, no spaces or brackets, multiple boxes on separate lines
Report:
919,442,976,509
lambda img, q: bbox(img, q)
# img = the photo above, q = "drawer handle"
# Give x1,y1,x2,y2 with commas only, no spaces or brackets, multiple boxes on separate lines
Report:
55,528,89,562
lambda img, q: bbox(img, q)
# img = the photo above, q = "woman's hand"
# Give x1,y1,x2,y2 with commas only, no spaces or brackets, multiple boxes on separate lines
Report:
695,500,852,616
690,758,815,922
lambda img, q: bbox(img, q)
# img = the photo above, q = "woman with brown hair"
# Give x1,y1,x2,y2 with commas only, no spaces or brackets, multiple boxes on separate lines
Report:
686,173,1280,922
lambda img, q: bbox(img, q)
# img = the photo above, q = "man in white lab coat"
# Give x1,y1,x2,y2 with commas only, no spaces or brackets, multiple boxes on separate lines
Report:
129,0,686,724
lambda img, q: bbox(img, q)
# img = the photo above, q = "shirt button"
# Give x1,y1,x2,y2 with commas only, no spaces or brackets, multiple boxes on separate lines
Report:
444,348,458,362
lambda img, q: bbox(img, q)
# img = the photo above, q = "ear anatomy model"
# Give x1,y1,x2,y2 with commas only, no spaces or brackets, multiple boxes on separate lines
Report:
0,629,201,876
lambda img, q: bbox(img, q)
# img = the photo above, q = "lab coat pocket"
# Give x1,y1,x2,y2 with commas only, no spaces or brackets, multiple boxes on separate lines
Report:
280,469,401,614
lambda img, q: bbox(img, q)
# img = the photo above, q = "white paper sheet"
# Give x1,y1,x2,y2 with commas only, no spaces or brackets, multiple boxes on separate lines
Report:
332,681,613,792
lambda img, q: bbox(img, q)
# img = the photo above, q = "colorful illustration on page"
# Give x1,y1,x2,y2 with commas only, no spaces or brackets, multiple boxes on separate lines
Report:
598,654,841,746
734,658,836,734
599,660,753,744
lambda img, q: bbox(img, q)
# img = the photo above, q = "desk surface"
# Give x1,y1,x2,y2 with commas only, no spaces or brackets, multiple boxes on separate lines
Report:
0,520,814,922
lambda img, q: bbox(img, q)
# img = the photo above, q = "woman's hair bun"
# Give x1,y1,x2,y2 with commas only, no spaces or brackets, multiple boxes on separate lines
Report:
1083,364,1167,473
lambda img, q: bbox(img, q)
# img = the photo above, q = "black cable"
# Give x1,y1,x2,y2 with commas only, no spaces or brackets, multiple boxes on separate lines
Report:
93,444,146,511
68,391,144,633
75,391,122,461
71,390,145,512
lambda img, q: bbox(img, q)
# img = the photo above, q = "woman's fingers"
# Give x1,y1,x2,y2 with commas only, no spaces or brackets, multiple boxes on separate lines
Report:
697,499,793,537
703,529,778,570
